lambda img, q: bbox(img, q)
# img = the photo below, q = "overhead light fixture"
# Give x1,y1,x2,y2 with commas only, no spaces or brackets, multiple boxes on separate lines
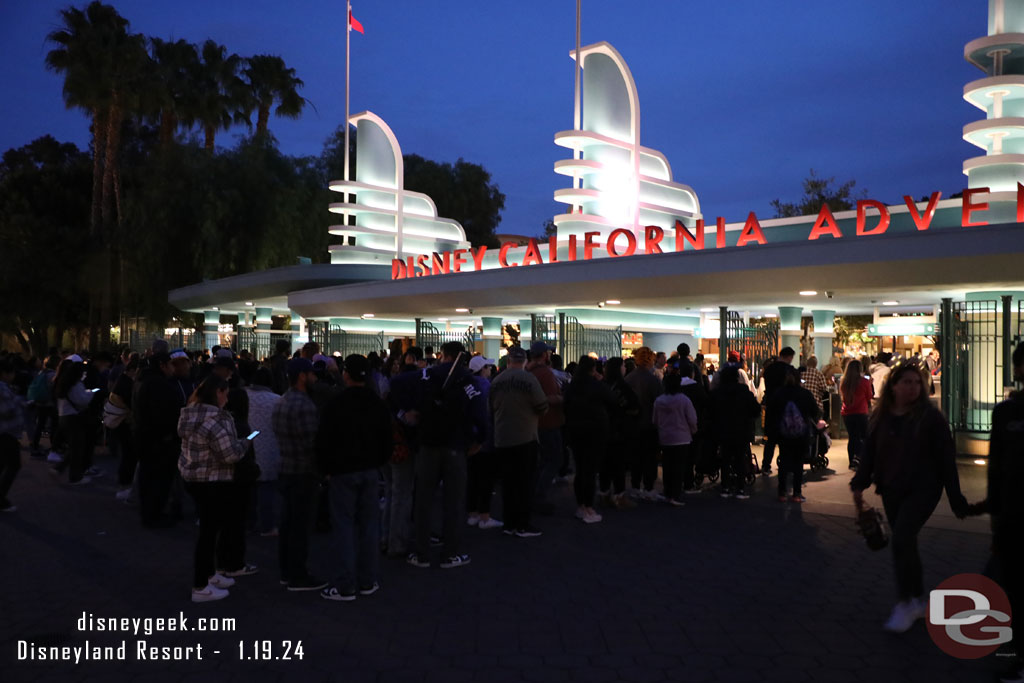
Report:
362,313,375,318
882,301,900,306
245,301,254,306
455,308,471,313
605,300,621,305
438,317,449,322
765,313,778,318
799,290,817,296
973,459,986,466
212,306,219,311
700,307,715,313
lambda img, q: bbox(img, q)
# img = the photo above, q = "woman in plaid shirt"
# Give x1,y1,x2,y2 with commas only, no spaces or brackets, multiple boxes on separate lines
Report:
177,376,248,603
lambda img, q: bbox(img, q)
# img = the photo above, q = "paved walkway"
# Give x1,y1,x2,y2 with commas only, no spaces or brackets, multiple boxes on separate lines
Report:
0,438,1005,683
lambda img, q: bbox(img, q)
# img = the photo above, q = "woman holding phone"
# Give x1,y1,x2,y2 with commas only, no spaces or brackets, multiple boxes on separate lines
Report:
51,355,95,485
178,376,248,603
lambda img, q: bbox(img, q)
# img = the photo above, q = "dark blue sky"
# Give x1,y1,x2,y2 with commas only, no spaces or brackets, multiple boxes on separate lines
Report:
0,0,982,235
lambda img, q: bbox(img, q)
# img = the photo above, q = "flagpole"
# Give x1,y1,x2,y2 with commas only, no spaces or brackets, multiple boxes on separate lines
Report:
344,0,352,220
573,0,582,213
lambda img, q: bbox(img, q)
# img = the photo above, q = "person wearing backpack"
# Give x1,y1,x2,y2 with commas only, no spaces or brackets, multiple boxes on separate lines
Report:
765,366,819,503
407,342,487,569
27,356,58,458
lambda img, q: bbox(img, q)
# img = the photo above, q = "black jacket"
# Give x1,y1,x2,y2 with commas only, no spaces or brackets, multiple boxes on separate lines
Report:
564,374,617,441
132,367,181,443
710,382,761,445
989,391,1024,524
316,385,393,475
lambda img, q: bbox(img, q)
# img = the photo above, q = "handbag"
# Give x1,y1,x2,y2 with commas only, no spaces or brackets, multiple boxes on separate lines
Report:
102,398,129,429
856,506,890,551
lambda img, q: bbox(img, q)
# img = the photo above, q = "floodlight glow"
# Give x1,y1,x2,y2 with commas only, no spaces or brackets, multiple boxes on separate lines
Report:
799,291,817,296
974,459,987,465
455,308,470,313
605,300,621,305
882,301,900,306
245,301,254,306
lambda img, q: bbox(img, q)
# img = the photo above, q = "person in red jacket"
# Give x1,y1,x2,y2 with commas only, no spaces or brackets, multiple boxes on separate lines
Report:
839,360,873,470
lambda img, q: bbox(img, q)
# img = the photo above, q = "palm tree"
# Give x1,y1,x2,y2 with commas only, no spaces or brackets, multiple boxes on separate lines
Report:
45,1,147,349
146,37,199,147
45,1,128,236
192,40,248,152
242,54,307,138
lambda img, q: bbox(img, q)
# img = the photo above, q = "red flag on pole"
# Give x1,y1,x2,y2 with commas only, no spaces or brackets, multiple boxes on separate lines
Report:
349,10,364,34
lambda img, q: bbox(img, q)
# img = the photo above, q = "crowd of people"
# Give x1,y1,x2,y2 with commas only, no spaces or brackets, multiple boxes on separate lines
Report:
0,335,1018,678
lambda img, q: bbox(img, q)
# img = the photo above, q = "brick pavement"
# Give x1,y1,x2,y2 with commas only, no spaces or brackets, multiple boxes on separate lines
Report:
0,438,1005,683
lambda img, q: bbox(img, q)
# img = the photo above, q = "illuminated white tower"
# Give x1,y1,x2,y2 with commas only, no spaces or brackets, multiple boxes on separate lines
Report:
328,111,470,265
553,42,701,241
963,0,1024,198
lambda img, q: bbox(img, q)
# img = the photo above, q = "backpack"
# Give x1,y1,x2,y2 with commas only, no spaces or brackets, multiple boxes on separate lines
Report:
416,365,469,447
27,372,52,404
778,400,808,439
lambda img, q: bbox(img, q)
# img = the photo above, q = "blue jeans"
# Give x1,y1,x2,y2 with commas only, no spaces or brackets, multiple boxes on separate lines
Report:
256,479,279,534
534,428,564,503
278,473,320,582
328,469,381,592
414,446,466,558
387,457,415,555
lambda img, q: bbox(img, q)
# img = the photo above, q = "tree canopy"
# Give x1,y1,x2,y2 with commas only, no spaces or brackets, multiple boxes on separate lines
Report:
770,169,865,218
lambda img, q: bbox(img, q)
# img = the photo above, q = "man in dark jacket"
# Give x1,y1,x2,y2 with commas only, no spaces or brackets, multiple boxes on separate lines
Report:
316,355,392,601
404,342,487,569
760,346,796,475
132,352,181,528
986,342,1024,678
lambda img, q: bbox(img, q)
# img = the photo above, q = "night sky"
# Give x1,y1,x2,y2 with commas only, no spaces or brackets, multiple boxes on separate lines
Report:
0,0,982,236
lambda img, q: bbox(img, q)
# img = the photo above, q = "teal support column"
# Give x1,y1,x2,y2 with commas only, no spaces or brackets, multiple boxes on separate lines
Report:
203,310,220,352
481,316,502,360
518,318,532,347
778,306,802,362
811,309,836,363
254,308,273,332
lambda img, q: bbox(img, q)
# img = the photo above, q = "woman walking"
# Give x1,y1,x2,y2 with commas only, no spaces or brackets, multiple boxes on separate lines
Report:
178,376,248,603
839,360,872,470
850,361,970,632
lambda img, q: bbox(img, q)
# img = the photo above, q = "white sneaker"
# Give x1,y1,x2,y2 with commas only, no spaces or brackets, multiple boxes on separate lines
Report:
192,584,229,603
883,601,917,633
46,451,64,464
466,514,480,527
582,510,603,524
477,518,503,530
208,573,236,588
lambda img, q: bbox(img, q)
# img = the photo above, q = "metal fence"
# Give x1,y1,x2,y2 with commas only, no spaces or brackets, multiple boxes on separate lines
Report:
415,319,477,353
560,314,622,363
725,312,779,386
947,299,1002,433
119,316,199,353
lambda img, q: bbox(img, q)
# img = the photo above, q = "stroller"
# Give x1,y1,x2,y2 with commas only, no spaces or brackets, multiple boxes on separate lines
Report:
693,441,759,488
807,421,830,472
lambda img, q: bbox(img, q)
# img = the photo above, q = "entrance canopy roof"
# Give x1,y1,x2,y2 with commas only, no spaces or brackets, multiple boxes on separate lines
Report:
287,222,1024,321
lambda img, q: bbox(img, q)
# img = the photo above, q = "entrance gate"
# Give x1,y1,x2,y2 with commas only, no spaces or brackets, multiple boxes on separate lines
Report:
307,321,385,357
559,314,622,363
415,319,477,353
945,298,1011,434
725,311,780,386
